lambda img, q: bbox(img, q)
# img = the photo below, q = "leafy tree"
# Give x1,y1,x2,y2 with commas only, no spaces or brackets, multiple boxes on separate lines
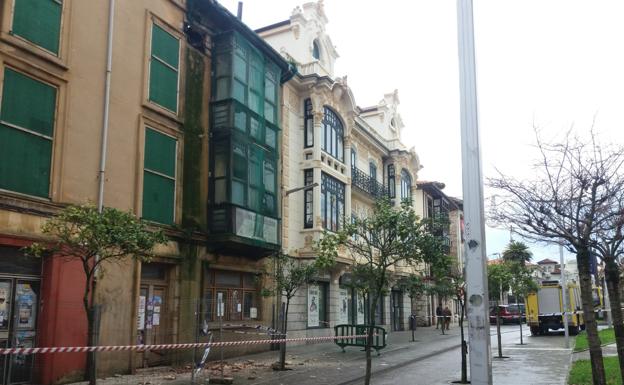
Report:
502,240,533,266
315,198,444,385
24,205,167,385
262,252,318,371
489,130,624,384
487,263,512,303
506,260,538,345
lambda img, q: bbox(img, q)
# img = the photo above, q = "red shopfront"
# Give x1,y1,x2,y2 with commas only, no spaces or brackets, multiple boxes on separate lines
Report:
0,236,87,385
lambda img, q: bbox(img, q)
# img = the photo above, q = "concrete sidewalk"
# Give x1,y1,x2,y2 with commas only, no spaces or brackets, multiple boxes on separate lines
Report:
70,326,464,385
69,325,575,385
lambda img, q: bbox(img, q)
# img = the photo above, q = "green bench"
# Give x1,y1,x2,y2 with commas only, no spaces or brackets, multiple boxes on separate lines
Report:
334,324,387,355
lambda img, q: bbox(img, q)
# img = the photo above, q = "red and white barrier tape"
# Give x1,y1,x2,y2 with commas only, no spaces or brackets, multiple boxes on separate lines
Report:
0,334,371,356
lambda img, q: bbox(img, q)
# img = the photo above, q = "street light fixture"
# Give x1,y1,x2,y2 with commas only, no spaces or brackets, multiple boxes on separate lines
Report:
283,183,318,197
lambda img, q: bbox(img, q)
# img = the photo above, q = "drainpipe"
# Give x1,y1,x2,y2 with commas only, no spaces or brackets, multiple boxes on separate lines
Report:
97,0,116,213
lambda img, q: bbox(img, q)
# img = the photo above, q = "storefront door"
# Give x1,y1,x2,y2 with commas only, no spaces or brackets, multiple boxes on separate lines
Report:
0,278,40,384
136,263,170,368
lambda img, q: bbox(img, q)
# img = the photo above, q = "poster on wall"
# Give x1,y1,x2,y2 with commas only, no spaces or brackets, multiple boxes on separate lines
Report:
16,283,36,329
137,296,146,330
307,284,320,327
356,292,365,325
338,288,349,324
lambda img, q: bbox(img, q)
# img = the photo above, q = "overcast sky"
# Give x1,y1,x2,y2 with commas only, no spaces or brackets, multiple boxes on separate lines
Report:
220,0,624,263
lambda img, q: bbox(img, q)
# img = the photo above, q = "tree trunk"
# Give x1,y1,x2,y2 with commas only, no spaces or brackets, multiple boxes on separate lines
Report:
364,293,378,385
605,258,624,381
459,299,468,384
278,299,290,371
83,277,99,385
577,246,606,385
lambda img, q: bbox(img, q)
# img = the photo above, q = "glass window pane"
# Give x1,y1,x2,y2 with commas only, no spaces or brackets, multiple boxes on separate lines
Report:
249,147,262,186
249,91,261,115
233,143,247,180
248,187,261,211
264,102,275,124
265,79,276,103
234,108,246,133
265,126,276,149
264,193,275,215
233,80,246,104
214,179,226,204
263,161,275,193
233,54,247,81
232,180,245,205
12,0,62,54
250,117,261,140
216,78,229,101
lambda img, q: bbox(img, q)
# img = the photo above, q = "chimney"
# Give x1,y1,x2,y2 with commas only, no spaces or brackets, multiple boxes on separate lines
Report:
237,2,243,20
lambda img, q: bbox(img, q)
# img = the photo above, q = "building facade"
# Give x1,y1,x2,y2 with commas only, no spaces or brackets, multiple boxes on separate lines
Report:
0,0,293,383
257,2,426,337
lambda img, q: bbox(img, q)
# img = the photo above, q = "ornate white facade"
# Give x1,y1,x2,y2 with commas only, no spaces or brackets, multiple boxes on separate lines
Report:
258,1,446,336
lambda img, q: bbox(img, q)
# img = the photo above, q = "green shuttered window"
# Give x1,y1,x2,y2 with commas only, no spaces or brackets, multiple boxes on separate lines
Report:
143,128,176,224
0,68,57,197
12,0,62,55
149,24,179,113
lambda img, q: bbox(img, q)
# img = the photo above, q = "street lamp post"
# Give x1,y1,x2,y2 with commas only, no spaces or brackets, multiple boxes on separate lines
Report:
457,0,493,383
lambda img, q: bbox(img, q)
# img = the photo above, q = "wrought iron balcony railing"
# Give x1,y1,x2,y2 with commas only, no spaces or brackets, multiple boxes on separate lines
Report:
351,167,389,200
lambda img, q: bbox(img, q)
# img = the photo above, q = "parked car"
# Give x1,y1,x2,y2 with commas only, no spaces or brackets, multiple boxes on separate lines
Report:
489,304,524,324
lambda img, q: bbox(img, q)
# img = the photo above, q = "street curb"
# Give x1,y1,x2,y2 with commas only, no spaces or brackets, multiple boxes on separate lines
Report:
571,341,616,354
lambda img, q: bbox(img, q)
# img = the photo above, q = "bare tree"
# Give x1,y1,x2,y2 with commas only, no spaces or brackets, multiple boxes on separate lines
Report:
591,211,624,381
488,129,624,385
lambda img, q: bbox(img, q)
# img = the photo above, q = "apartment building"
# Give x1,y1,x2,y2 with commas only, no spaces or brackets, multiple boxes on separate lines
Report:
0,0,292,383
257,2,425,337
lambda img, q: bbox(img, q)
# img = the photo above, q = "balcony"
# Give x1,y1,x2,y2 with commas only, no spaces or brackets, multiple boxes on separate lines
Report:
351,167,389,200
439,236,451,255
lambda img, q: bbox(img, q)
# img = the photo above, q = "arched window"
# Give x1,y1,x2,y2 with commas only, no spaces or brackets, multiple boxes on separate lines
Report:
321,107,344,162
400,169,412,201
312,40,321,60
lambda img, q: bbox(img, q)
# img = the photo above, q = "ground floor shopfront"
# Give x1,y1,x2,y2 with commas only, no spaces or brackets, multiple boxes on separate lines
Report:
0,234,87,385
286,270,415,340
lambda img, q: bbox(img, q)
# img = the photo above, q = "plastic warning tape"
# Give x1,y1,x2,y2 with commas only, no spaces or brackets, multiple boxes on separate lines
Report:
0,334,372,356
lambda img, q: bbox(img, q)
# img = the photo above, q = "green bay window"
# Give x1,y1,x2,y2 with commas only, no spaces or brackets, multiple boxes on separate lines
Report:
149,24,179,113
321,172,345,232
0,68,57,197
142,128,176,225
12,0,62,55
209,32,282,252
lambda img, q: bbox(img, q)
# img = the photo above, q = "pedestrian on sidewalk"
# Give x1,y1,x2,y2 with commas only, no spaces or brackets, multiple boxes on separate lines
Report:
435,304,443,329
443,306,451,331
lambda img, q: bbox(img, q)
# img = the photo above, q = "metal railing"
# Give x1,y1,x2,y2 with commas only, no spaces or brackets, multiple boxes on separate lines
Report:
351,167,389,200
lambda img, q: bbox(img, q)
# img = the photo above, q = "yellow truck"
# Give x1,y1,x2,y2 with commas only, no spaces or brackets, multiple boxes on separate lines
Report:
526,280,602,336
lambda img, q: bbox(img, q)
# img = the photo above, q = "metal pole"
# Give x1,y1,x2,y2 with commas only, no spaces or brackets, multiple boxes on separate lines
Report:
496,305,502,358
560,244,570,349
457,0,492,383
603,273,612,328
